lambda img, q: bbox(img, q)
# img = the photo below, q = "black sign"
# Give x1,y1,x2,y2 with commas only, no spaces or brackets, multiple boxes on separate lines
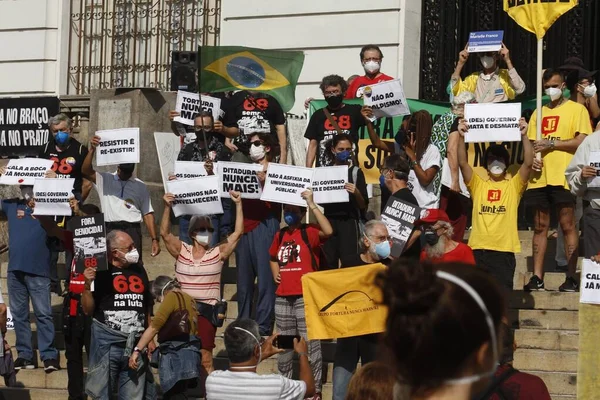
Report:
381,198,421,257
0,97,60,157
67,213,108,273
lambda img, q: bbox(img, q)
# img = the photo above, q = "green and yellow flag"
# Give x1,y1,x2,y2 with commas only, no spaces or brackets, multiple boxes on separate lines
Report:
199,46,304,112
504,0,578,39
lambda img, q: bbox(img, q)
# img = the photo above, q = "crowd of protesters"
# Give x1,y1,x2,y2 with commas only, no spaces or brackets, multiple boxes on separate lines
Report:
2,41,598,400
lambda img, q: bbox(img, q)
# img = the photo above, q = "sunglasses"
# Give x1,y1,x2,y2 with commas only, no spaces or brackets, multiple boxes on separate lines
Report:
196,227,215,233
250,140,264,147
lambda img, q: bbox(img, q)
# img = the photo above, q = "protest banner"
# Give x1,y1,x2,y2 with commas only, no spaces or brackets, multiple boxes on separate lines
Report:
6,308,13,331
0,97,60,157
32,178,74,216
173,91,221,126
581,259,600,304
218,161,263,199
468,30,504,52
260,164,314,207
362,79,410,119
587,152,600,188
95,128,140,166
0,158,53,186
174,161,218,179
440,158,470,198
464,103,521,143
67,213,108,273
302,263,387,340
167,175,223,218
312,166,349,205
381,197,420,257
154,132,182,192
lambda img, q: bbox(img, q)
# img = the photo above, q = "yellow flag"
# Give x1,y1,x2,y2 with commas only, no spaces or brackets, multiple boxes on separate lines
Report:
302,263,387,340
504,0,578,39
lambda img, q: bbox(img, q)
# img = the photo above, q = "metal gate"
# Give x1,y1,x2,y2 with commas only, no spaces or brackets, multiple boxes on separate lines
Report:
67,0,221,95
420,0,600,101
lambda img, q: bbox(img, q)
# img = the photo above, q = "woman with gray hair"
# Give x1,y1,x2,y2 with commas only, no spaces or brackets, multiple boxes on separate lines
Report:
129,276,201,399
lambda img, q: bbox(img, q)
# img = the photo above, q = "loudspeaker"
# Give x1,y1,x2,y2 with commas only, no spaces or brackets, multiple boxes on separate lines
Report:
170,51,198,92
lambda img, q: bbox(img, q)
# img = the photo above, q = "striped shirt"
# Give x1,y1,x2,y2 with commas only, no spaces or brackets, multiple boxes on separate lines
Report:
206,370,306,400
175,243,223,305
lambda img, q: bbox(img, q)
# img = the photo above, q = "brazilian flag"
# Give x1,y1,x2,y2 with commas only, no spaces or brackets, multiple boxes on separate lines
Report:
199,46,304,112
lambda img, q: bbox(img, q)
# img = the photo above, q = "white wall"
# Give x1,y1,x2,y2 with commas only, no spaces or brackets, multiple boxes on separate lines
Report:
220,0,422,115
0,0,69,97
220,0,421,114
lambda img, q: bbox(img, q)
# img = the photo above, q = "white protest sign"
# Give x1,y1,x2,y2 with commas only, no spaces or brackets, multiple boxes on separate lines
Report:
166,175,223,218
32,178,74,216
0,158,53,185
362,79,410,119
6,308,13,330
174,161,218,180
219,162,263,199
154,132,182,192
312,166,349,204
95,128,140,166
587,151,600,188
464,103,521,143
581,259,600,304
261,164,314,207
173,91,221,126
440,158,470,198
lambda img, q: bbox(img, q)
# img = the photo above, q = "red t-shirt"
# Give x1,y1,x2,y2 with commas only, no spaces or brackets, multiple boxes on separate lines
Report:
345,73,394,99
488,365,551,400
420,242,476,265
242,199,281,233
269,224,321,296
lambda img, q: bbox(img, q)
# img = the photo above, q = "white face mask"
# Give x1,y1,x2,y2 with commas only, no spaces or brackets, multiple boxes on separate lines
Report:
583,83,597,98
363,60,380,74
488,160,506,176
249,144,266,161
20,186,34,200
119,248,139,264
480,56,495,70
195,231,212,245
545,87,563,101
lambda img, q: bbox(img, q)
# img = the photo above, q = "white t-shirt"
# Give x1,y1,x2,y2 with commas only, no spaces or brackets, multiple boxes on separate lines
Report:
206,370,306,400
407,144,441,210
95,172,154,223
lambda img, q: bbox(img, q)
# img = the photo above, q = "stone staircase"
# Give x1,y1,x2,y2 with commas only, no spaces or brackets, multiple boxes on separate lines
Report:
0,231,582,399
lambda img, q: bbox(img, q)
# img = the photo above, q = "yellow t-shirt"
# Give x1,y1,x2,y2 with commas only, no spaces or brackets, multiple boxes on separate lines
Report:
527,100,592,189
466,172,527,253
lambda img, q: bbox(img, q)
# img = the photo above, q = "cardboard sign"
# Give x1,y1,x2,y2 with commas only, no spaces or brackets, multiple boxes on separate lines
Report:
173,91,222,126
468,30,504,53
362,79,410,120
67,213,108,273
312,166,349,204
154,132,182,192
581,259,600,304
587,151,600,188
381,197,421,257
260,164,314,207
0,158,53,185
95,128,140,166
0,96,60,157
167,175,223,218
32,178,74,216
218,161,263,199
174,161,218,179
440,158,470,198
464,103,521,143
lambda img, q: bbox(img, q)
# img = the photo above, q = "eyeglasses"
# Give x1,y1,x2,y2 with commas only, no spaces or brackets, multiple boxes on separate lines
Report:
115,244,135,252
324,90,342,97
196,227,215,233
250,140,264,147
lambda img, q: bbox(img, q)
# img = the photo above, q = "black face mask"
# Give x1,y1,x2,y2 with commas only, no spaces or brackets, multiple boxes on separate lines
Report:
421,230,440,247
325,94,344,109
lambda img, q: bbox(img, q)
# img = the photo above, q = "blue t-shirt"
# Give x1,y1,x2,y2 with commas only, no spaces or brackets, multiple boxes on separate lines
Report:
1,200,50,277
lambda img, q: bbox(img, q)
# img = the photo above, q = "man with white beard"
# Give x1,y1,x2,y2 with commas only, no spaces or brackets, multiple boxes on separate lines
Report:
416,209,475,265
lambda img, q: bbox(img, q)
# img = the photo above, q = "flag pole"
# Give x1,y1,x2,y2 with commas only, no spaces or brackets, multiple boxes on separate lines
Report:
535,38,543,161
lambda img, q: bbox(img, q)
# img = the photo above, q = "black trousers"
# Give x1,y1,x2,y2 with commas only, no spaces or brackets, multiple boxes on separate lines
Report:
322,217,360,270
64,312,91,400
473,250,516,292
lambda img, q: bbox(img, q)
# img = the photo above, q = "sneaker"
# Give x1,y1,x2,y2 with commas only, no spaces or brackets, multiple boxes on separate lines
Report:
14,358,36,370
524,275,545,291
559,276,579,292
43,359,59,373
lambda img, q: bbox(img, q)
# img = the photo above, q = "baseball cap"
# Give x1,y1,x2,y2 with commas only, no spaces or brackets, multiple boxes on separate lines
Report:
416,209,450,226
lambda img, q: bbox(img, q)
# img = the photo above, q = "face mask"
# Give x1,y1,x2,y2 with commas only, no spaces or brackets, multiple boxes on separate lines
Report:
421,230,440,247
120,248,139,264
20,186,34,200
195,231,212,245
231,327,262,369
335,150,351,163
284,211,300,226
366,236,391,260
363,60,380,74
583,83,597,98
479,56,495,70
55,131,70,146
379,174,387,187
545,87,563,101
488,160,506,176
325,94,344,109
249,144,266,161
195,129,206,139
436,271,499,385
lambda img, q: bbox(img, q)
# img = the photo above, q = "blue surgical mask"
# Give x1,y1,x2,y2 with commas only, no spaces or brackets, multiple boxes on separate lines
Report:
368,236,391,260
379,174,386,187
284,211,300,226
335,150,351,163
55,131,70,145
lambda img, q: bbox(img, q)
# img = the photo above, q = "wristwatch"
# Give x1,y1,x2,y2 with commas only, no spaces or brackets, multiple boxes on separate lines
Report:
549,140,556,149
410,159,418,168
133,347,141,353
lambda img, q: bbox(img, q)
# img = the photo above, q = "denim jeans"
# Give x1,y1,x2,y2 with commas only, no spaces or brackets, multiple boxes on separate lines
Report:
7,271,58,362
332,334,379,400
153,337,202,394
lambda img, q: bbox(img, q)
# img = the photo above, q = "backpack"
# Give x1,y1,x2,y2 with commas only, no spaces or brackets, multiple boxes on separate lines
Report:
277,224,320,270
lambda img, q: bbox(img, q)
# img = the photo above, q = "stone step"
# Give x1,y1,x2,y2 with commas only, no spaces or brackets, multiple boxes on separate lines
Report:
515,329,579,351
513,349,578,373
512,309,578,331
0,387,69,400
0,369,69,391
509,291,579,311
524,371,577,396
